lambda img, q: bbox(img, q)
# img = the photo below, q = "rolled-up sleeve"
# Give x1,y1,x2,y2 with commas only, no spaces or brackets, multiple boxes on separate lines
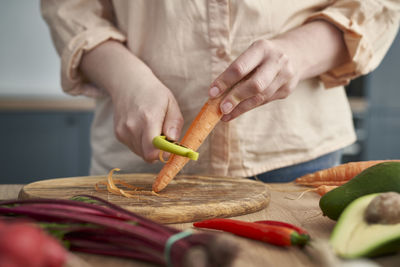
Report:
306,0,400,88
41,0,126,97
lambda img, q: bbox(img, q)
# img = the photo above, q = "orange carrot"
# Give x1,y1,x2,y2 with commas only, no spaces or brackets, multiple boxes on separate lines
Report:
295,160,400,187
297,180,348,187
152,95,225,192
313,185,338,196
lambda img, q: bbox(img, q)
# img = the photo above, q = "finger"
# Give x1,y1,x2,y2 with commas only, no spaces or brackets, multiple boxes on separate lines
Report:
159,151,171,162
268,77,298,102
209,43,265,98
266,57,296,99
219,53,284,114
221,68,293,121
131,129,144,157
163,98,184,141
114,118,143,156
221,95,262,122
138,108,165,163
141,123,162,163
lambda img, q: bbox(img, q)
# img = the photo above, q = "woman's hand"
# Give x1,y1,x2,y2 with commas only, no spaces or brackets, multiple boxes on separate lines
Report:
210,39,300,121
111,74,183,162
209,20,349,121
80,41,183,162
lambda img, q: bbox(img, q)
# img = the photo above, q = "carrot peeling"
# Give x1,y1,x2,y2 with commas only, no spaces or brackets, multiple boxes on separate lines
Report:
115,179,144,190
107,168,120,191
152,95,225,192
158,151,169,163
95,168,163,199
95,181,108,192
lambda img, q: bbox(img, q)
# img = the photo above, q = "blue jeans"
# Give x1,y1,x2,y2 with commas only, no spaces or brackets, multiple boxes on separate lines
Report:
249,150,342,183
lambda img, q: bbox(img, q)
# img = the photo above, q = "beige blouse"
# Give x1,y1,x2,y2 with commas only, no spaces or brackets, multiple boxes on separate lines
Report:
41,0,400,177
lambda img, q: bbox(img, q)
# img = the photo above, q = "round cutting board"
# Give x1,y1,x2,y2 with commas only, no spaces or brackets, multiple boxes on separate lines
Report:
19,173,270,224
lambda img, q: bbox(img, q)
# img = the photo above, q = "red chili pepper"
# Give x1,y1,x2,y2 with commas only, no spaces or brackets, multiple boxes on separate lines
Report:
193,218,310,246
254,220,309,235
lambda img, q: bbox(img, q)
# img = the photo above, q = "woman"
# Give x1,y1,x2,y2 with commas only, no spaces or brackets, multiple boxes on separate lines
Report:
41,0,399,182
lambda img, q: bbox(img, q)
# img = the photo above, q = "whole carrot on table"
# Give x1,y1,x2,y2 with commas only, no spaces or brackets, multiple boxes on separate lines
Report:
152,94,225,192
311,185,338,196
295,160,400,187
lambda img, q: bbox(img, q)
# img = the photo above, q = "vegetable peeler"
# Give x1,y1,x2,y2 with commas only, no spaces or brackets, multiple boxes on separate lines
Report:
152,135,199,161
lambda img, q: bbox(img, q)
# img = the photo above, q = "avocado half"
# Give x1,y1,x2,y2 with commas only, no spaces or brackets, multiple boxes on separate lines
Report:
330,193,400,258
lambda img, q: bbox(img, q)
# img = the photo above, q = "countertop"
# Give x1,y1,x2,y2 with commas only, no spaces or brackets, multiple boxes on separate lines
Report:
1,183,399,267
0,96,366,113
0,96,95,112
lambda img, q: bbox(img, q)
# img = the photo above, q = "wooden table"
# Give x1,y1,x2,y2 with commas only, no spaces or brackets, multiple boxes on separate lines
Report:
1,184,399,267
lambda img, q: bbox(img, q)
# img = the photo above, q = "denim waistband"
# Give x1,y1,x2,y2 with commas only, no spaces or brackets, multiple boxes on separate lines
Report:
249,150,342,183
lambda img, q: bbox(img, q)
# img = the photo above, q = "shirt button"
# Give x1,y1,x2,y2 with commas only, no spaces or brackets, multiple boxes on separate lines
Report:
216,47,226,59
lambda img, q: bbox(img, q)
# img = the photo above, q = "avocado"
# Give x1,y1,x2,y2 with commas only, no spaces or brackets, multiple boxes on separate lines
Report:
320,162,400,220
330,193,400,258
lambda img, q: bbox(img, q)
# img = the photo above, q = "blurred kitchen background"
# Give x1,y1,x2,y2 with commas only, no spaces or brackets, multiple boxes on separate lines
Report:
1,1,400,184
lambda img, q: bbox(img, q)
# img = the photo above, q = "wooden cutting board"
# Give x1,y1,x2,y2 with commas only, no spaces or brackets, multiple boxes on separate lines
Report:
19,173,270,224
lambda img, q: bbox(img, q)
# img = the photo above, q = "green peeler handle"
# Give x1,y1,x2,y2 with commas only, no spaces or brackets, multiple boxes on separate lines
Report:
152,136,199,161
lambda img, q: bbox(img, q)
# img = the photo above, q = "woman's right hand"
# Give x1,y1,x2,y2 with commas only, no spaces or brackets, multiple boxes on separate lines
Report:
80,40,184,162
110,73,183,162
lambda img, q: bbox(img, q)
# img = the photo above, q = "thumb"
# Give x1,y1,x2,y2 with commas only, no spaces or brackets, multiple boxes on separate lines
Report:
163,99,184,141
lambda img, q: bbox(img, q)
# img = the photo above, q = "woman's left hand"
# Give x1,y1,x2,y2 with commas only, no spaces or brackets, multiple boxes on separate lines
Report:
209,38,300,121
208,20,349,121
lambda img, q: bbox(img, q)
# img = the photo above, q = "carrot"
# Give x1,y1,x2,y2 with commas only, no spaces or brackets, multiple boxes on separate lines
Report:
296,180,348,187
152,95,225,192
313,185,338,196
295,160,400,187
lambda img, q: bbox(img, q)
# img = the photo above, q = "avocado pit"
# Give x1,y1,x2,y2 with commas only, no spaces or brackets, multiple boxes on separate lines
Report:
365,192,400,224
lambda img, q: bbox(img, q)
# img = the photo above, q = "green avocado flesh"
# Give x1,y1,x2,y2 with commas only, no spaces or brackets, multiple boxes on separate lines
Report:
330,193,400,258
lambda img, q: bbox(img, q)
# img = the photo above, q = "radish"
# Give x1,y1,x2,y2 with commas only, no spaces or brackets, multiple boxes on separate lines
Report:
0,223,45,267
0,221,67,267
0,256,21,267
41,236,67,267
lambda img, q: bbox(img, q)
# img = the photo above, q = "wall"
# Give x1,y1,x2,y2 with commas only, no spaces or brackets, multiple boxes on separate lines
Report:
0,0,63,97
0,1,93,184
365,31,400,160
